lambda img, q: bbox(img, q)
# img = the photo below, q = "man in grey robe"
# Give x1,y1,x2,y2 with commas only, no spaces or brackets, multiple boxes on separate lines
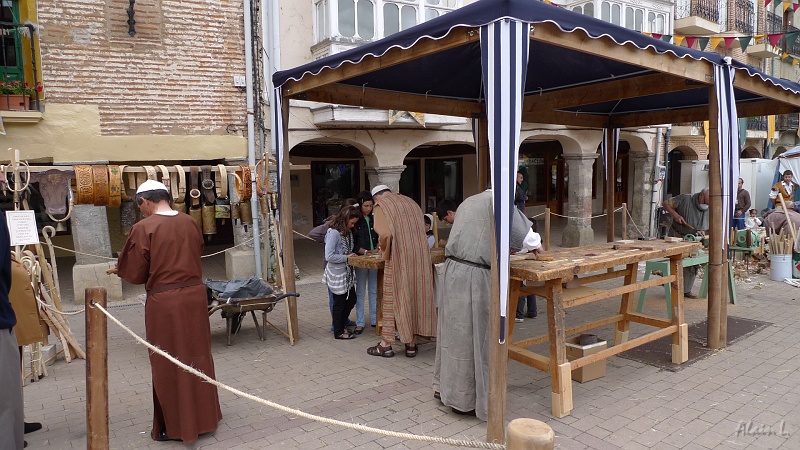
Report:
661,189,709,298
433,190,531,419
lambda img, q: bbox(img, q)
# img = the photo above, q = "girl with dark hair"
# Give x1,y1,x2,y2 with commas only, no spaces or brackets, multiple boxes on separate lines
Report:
352,191,379,332
323,205,362,339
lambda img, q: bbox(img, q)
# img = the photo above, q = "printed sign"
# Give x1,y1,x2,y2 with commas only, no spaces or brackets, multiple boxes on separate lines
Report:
6,210,40,246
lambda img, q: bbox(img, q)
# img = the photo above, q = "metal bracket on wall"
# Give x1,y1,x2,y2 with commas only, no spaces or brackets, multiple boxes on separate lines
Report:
127,0,136,37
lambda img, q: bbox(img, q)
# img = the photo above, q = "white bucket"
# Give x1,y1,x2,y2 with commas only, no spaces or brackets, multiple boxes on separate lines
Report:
770,254,792,281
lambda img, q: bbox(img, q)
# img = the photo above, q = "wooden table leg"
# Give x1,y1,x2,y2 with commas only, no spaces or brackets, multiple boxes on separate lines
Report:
375,267,384,336
670,256,688,364
546,279,571,417
508,280,522,341
614,263,637,345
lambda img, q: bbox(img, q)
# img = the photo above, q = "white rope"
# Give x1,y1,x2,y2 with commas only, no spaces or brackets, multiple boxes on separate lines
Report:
547,206,623,221
37,298,85,316
292,229,320,242
91,302,505,450
624,207,648,238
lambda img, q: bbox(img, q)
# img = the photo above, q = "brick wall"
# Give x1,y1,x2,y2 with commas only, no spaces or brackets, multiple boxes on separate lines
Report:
38,0,248,136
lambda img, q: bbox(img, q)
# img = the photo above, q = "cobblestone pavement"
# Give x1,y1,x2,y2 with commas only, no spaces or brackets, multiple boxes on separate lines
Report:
20,223,800,449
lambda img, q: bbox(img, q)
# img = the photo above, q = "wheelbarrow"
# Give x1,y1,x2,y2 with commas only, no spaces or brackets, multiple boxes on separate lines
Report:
205,277,299,346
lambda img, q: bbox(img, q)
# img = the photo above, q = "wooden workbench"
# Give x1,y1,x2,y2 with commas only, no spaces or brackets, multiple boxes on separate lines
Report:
348,248,445,335
507,240,701,417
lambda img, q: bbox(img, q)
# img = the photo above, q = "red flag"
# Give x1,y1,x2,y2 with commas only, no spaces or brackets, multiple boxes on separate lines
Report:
766,0,772,7
768,33,783,46
794,3,800,11
652,33,662,40
685,36,697,48
724,37,736,50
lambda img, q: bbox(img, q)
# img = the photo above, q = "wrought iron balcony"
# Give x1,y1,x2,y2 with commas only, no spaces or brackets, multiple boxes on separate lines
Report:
734,0,754,34
777,114,799,131
746,116,768,131
675,0,720,24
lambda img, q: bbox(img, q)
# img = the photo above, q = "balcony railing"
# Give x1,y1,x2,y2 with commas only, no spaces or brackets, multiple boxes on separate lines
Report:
734,0,754,34
777,114,799,131
675,0,720,23
766,11,782,33
0,21,42,112
764,12,800,55
746,116,768,131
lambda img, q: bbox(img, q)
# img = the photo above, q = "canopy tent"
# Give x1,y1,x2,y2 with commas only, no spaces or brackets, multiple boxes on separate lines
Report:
271,0,800,441
776,145,800,180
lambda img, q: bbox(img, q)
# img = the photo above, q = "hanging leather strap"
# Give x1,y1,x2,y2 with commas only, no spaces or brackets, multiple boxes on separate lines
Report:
118,165,131,201
107,165,122,208
134,171,147,193
74,165,94,205
236,164,252,201
143,165,157,181
200,165,215,205
216,164,228,199
172,164,186,203
189,166,201,208
156,165,171,196
92,165,109,206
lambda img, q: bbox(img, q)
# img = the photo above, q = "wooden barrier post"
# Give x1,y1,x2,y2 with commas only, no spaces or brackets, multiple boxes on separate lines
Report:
85,287,109,450
432,212,440,248
544,208,551,251
621,203,628,240
506,419,555,450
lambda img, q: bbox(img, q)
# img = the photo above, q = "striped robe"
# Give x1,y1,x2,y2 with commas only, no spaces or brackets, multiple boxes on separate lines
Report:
373,193,436,343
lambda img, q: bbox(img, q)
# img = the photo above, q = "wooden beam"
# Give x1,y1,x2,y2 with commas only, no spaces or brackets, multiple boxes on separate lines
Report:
296,84,482,118
487,222,506,443
530,22,716,85
282,28,480,96
521,110,608,128
569,325,678,370
733,74,800,109
280,100,300,340
736,100,800,118
707,85,721,350
522,73,705,113
606,129,615,242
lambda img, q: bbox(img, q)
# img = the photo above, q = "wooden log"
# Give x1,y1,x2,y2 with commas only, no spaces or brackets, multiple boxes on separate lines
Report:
506,419,555,450
622,203,628,239
85,287,109,450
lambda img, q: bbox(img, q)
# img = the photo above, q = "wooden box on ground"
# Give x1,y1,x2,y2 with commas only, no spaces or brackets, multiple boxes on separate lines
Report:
565,336,607,383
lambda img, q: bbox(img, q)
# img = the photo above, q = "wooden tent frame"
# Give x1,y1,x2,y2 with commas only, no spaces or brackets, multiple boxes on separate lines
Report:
275,23,800,443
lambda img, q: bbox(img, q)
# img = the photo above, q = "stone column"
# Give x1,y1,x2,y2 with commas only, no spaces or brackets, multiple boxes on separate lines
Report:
71,205,122,303
365,165,406,193
561,154,597,247
629,150,656,239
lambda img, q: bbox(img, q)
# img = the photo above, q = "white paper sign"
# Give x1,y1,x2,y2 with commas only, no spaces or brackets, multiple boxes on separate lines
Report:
6,210,40,246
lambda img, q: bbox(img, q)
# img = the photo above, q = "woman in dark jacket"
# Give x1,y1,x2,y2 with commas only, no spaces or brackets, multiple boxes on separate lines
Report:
351,191,379,332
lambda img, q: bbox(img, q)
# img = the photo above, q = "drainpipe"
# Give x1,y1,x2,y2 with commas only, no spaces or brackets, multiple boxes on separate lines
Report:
244,0,263,277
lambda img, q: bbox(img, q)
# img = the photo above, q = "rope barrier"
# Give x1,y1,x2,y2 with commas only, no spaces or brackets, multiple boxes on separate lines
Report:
548,206,623,220
624,207,648,238
91,302,505,450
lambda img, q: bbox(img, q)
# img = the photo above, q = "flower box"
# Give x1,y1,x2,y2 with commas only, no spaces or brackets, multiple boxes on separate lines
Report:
0,94,30,111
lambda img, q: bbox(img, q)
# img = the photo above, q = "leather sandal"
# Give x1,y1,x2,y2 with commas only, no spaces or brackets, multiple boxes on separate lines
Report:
405,344,418,358
335,331,356,340
367,342,394,357
354,326,364,335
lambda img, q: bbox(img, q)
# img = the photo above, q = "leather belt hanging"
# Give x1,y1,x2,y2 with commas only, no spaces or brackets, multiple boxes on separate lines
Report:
156,165,170,195
200,166,217,236
143,165,157,181
172,164,186,213
107,165,122,208
236,164,253,228
92,165,109,206
118,165,135,234
118,165,131,201
74,165,94,205
188,166,202,228
215,164,231,220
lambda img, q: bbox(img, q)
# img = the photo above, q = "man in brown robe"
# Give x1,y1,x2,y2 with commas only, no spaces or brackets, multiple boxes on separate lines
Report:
111,180,222,443
367,185,436,358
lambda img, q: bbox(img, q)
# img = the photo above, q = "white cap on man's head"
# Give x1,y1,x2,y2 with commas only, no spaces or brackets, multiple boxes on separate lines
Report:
371,184,391,197
136,180,169,194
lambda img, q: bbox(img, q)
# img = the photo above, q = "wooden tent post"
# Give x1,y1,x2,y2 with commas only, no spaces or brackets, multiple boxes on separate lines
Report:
487,221,507,444
477,117,490,191
279,100,300,339
85,287,109,450
706,86,723,350
544,207,551,251
621,203,628,239
606,131,616,242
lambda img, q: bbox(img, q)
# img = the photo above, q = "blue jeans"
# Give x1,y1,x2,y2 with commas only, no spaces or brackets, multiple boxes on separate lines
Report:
355,267,378,326
733,216,745,230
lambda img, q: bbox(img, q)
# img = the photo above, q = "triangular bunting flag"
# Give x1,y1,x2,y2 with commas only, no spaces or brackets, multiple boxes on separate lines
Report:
685,36,697,48
781,51,791,60
724,37,736,50
738,36,752,52
698,37,710,50
768,33,783,46
674,36,685,47
794,59,800,66
784,1,793,12
786,31,799,47
709,37,723,50
652,33,662,40
766,0,772,7
661,35,672,43
389,110,403,124
643,32,652,37
794,3,800,11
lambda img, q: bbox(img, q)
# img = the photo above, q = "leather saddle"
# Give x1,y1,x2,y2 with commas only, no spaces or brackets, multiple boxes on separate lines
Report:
33,169,75,216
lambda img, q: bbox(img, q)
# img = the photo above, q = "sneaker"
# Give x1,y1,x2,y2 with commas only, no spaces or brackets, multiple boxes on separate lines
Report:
514,317,524,323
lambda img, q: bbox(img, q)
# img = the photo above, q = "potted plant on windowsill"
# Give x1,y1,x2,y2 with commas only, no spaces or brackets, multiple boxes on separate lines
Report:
0,80,43,111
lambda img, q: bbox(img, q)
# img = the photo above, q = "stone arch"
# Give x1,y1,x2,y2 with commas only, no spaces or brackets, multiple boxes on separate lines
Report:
666,146,693,196
773,146,788,159
741,146,761,158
